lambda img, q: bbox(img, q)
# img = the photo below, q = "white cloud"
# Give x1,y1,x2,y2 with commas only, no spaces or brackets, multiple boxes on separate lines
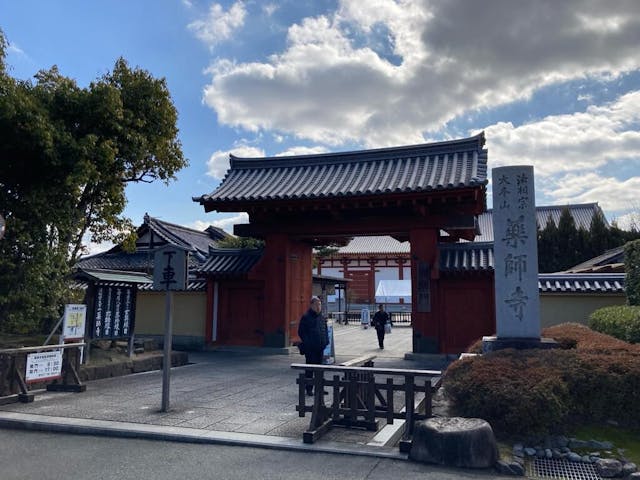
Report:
614,210,640,231
483,91,640,220
188,215,249,235
188,1,246,49
485,92,640,177
546,174,640,215
201,0,640,146
206,145,265,179
263,3,278,17
212,213,249,233
275,146,329,157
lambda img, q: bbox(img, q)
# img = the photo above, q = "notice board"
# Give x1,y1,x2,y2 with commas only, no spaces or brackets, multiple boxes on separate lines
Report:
91,285,137,340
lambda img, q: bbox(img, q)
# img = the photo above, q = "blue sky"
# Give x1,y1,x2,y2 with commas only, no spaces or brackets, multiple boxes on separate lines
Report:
2,0,639,253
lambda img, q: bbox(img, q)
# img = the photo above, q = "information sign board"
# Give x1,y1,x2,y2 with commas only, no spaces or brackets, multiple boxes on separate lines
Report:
25,350,63,383
63,304,87,340
92,285,136,339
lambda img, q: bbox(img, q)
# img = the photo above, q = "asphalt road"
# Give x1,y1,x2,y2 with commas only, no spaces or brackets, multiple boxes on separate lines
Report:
0,429,509,480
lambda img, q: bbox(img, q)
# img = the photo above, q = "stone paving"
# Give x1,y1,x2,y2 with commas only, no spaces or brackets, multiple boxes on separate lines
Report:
0,324,450,449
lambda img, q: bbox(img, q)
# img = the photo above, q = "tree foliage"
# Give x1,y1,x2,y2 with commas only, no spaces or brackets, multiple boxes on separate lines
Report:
0,31,187,332
216,236,265,249
626,240,640,306
537,208,640,273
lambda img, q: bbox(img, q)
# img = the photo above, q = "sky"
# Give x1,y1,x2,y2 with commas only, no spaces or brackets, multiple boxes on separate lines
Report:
2,0,639,254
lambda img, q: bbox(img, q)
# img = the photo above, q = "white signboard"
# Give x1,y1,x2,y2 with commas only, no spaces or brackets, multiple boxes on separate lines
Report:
25,350,63,383
63,304,87,340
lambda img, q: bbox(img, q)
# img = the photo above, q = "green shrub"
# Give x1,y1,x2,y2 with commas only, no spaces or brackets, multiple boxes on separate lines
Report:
443,329,640,437
444,349,571,436
589,306,640,344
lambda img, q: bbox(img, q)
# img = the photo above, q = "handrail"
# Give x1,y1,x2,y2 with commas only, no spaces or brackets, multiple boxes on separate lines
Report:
291,363,441,377
0,343,86,355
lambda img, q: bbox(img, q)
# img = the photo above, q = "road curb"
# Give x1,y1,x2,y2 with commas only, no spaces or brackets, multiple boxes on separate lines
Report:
0,412,406,460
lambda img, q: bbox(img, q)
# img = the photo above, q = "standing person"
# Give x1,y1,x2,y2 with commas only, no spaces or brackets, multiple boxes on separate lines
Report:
297,296,329,396
372,304,390,349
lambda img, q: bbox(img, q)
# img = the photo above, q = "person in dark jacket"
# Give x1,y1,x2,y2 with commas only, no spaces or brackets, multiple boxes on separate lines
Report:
372,304,390,349
297,296,329,396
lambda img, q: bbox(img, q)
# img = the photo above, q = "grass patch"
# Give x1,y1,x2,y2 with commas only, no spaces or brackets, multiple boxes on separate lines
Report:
570,424,640,464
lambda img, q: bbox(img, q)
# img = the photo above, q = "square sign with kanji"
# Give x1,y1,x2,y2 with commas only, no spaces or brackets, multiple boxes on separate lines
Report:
153,245,188,291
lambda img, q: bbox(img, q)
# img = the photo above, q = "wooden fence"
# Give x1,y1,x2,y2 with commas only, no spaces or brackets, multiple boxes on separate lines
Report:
291,360,441,452
0,343,86,404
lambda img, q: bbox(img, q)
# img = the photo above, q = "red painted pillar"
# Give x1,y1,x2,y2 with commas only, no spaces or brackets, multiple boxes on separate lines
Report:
251,233,312,348
205,279,214,345
409,228,440,353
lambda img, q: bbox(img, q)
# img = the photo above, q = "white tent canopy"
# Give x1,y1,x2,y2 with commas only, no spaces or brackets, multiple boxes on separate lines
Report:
375,280,411,303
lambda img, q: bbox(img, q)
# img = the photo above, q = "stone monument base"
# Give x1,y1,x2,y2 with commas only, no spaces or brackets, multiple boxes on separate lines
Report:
482,336,558,354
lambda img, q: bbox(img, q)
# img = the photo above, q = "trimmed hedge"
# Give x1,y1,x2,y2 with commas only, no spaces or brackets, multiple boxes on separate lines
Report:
589,305,640,344
444,324,640,437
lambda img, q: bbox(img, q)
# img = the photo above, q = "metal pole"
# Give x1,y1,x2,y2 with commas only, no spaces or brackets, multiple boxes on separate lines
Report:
161,290,173,412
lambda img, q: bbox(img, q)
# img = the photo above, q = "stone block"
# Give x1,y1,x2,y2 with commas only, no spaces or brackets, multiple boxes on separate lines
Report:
409,417,498,469
595,458,622,478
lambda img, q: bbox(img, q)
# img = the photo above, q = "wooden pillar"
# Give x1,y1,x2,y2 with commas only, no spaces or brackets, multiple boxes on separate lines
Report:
410,228,440,353
205,279,214,345
368,258,377,304
252,233,312,348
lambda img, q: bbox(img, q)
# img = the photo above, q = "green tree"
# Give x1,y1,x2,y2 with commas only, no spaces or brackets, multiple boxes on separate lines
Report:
588,209,610,259
0,31,187,332
556,207,580,270
538,215,560,272
626,240,640,306
216,236,265,249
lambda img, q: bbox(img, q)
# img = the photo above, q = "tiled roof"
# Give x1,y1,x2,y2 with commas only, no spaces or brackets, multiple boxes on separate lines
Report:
75,250,202,273
335,236,410,254
75,215,230,272
566,246,625,273
76,251,154,272
73,268,153,286
195,134,487,207
538,273,625,293
475,203,604,242
439,242,494,272
197,248,264,277
143,215,229,259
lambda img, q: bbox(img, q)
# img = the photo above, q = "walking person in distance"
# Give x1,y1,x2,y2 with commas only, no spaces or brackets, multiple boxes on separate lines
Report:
297,296,329,396
372,304,390,349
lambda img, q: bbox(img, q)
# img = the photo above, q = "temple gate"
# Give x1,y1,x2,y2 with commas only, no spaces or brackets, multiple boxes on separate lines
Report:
194,133,492,353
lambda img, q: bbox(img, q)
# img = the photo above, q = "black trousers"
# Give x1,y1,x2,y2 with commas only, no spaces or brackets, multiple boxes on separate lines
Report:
376,328,385,348
304,349,324,393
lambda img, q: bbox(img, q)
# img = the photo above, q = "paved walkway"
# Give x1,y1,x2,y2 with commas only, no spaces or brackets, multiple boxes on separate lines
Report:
0,325,454,460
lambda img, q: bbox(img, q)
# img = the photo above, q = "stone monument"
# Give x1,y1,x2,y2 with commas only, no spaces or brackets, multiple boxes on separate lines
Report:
483,166,557,352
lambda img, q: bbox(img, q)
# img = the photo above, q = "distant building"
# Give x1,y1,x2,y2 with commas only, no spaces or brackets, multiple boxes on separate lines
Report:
315,203,607,305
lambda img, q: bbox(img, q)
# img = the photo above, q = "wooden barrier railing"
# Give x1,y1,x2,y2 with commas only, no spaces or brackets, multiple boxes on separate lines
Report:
0,343,87,404
291,361,441,451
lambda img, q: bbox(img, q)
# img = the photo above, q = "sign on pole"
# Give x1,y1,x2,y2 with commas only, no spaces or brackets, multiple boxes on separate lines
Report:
63,304,87,340
26,350,63,383
153,245,188,412
153,246,188,291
